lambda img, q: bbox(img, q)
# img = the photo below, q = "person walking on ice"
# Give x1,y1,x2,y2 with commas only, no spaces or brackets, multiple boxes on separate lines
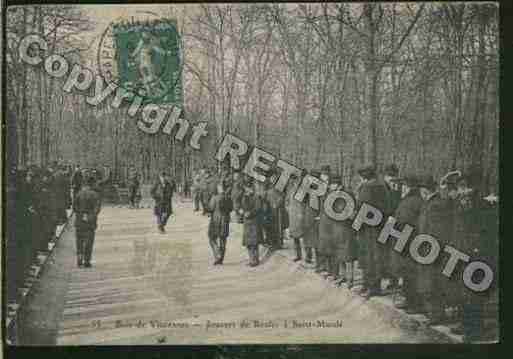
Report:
73,174,102,268
151,171,176,234
207,181,233,265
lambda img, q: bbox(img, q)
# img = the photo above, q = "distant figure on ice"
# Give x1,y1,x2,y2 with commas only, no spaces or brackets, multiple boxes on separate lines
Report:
128,171,141,209
192,168,204,212
207,181,233,265
151,171,176,234
74,174,102,268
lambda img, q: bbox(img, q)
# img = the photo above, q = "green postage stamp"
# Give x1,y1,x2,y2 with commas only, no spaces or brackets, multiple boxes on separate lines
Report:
101,18,183,105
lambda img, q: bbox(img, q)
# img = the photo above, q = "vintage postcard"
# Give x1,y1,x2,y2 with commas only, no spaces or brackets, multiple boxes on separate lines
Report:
3,2,499,347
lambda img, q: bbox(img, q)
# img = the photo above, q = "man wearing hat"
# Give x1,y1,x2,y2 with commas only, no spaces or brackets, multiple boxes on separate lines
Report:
451,171,489,340
265,169,288,250
319,174,351,282
356,164,388,298
389,175,424,311
416,174,454,324
74,174,102,267
207,180,233,265
241,179,267,266
331,175,358,287
150,171,176,233
383,164,402,290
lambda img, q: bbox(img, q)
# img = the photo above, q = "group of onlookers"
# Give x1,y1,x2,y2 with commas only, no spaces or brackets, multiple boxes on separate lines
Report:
6,162,108,299
190,163,498,342
7,162,72,302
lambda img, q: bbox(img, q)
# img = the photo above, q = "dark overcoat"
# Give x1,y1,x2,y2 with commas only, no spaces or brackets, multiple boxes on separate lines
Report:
415,193,454,298
334,188,358,263
151,179,175,215
242,194,267,247
265,188,288,241
302,203,319,248
384,182,402,216
53,170,69,223
318,189,356,260
71,170,83,196
390,189,424,276
208,193,233,239
450,191,489,303
356,179,388,275
74,185,101,232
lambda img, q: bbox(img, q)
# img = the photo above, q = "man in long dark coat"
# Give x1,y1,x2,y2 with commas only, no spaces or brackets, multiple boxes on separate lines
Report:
356,165,388,298
208,181,233,265
383,164,402,290
150,171,176,233
242,180,268,267
320,174,349,283
264,171,288,250
330,175,358,287
416,175,454,324
74,174,102,267
389,175,424,311
451,173,492,341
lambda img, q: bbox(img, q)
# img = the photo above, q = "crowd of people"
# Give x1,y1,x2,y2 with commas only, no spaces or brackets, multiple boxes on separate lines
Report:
6,159,498,342
6,162,103,303
190,163,498,342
